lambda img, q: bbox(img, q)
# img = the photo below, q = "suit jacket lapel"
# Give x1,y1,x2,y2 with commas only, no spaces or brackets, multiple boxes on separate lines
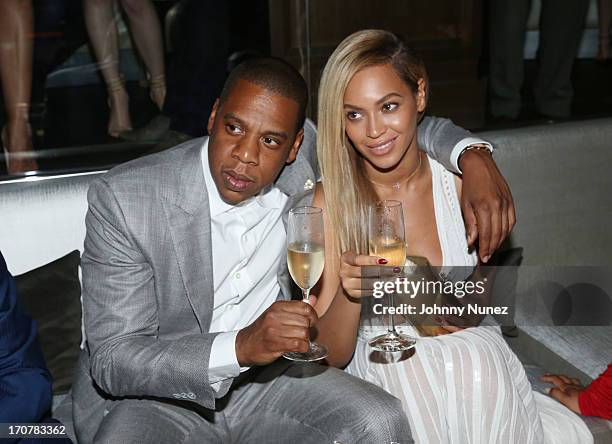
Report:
276,118,319,212
161,139,214,333
276,154,314,198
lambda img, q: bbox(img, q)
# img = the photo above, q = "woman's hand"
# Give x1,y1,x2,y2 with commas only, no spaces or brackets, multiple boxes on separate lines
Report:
423,317,466,337
339,250,387,299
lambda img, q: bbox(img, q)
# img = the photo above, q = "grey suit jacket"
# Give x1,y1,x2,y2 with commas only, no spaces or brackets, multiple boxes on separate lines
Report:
73,117,475,439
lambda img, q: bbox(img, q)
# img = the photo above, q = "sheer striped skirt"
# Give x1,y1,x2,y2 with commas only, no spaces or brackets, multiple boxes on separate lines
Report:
346,326,591,444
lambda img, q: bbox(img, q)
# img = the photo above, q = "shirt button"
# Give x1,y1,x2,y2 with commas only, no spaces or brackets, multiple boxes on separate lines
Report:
235,272,241,279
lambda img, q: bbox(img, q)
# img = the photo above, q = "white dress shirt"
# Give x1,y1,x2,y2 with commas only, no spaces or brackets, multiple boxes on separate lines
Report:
201,139,288,387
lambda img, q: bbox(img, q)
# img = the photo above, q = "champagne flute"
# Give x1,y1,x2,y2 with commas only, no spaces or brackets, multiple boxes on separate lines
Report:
368,200,416,352
283,206,329,361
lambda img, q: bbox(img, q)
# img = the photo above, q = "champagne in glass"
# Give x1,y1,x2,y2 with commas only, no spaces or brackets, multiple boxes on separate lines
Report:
283,206,329,361
287,243,325,289
368,200,417,352
369,236,407,267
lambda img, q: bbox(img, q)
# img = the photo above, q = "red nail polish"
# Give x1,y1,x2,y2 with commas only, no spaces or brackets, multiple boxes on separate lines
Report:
377,258,388,265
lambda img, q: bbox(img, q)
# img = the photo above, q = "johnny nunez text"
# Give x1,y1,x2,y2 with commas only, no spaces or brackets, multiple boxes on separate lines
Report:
372,303,509,317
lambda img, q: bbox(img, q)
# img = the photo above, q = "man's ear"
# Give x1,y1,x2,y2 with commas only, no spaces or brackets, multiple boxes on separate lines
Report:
416,78,427,113
286,127,305,164
207,99,220,133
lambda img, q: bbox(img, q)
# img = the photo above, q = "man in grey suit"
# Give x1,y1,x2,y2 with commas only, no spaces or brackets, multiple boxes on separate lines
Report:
73,57,514,443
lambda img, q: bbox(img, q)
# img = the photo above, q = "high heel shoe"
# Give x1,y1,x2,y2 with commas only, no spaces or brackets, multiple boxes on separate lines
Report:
107,77,132,138
149,74,166,110
1,119,39,175
1,128,10,173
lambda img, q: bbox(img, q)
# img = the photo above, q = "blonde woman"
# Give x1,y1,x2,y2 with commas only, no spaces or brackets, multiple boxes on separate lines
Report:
312,30,592,443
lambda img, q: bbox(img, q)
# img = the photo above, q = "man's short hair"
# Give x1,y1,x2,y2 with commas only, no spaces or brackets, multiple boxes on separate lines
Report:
219,57,308,132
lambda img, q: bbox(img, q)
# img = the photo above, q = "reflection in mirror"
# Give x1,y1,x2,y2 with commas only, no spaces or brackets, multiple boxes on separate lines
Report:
1,0,611,181
0,0,277,181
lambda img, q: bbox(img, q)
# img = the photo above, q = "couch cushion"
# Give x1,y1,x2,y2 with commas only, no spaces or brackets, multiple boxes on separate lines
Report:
15,250,82,395
480,118,612,267
0,172,103,275
479,119,612,379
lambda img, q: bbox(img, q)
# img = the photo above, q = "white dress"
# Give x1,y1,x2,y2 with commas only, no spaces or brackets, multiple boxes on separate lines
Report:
345,157,593,444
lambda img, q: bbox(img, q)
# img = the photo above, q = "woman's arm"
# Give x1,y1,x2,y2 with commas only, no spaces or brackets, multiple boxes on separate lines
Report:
310,184,364,368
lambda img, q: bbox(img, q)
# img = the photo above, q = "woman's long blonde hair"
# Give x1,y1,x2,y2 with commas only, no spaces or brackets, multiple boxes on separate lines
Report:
317,29,429,257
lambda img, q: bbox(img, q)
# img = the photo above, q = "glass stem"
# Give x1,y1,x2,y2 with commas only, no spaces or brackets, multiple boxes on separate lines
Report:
388,292,397,334
302,287,311,304
302,287,313,348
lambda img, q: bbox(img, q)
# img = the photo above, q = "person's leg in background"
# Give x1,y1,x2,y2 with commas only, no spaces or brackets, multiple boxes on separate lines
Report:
228,0,271,59
597,0,612,60
30,0,88,145
119,0,166,110
0,0,38,174
31,0,70,113
120,0,230,147
534,0,590,118
488,0,531,120
163,0,230,138
83,0,132,137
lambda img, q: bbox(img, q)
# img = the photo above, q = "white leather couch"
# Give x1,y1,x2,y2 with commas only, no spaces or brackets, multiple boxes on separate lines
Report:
0,171,104,443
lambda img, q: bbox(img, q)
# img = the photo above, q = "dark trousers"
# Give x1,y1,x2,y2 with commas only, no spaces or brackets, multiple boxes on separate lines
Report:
489,0,590,118
163,0,230,137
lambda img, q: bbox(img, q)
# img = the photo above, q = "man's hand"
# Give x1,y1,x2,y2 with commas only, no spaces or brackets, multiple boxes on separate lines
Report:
540,374,584,414
435,324,464,335
235,300,318,367
459,148,516,263
437,264,492,330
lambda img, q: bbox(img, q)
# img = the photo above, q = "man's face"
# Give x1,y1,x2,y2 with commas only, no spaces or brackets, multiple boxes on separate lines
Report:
207,80,304,205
